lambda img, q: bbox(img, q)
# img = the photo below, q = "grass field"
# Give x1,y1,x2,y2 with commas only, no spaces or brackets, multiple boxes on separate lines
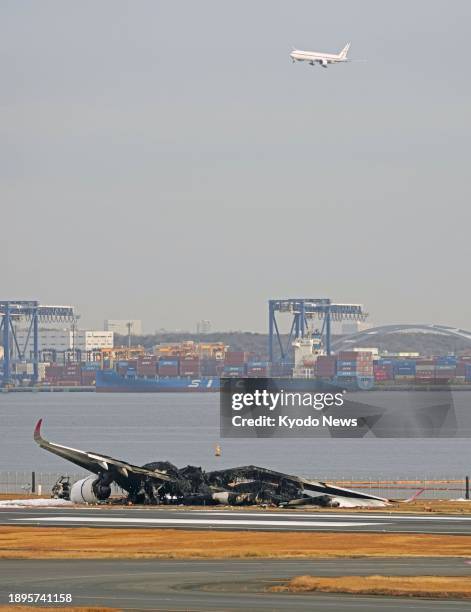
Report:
1,527,471,559
272,575,471,598
0,605,119,612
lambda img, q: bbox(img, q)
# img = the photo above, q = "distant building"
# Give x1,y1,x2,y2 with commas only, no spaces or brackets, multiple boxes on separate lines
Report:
196,320,211,334
353,347,380,358
104,319,142,336
14,328,113,356
340,321,371,335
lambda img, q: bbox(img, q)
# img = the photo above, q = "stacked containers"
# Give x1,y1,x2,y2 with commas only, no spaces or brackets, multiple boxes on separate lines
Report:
222,365,246,377
225,351,248,366
437,356,457,366
393,359,416,382
180,357,201,377
373,359,394,382
415,359,435,383
270,363,293,377
116,360,129,376
126,358,138,378
200,358,220,376
315,355,336,378
81,362,101,371
60,363,82,386
246,361,270,377
434,366,456,382
336,351,373,377
81,370,97,386
455,361,467,383
158,357,179,377
434,355,457,382
137,355,157,378
223,351,248,377
44,364,64,385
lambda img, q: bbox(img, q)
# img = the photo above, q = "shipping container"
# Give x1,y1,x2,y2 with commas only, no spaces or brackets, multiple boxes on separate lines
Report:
158,365,179,377
436,356,457,365
315,363,336,376
81,371,97,385
81,362,102,371
374,371,392,381
434,371,455,379
271,363,293,377
316,356,336,363
138,365,158,377
338,352,361,360
180,361,201,376
159,358,179,366
247,370,270,378
455,363,467,376
225,352,248,366
200,359,219,376
223,365,246,377
374,364,393,372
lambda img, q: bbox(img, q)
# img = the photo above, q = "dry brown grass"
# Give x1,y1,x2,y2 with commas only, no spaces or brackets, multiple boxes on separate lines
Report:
272,575,471,598
345,500,471,515
0,608,118,611
1,527,471,560
0,494,49,500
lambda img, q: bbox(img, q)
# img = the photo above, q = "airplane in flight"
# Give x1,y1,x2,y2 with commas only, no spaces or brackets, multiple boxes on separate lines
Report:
290,42,352,68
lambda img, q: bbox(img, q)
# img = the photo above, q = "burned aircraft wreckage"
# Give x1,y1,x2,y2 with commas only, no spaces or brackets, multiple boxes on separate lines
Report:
34,419,387,507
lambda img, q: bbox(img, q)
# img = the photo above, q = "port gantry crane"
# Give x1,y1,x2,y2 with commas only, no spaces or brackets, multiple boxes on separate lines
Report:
0,300,75,386
268,298,368,364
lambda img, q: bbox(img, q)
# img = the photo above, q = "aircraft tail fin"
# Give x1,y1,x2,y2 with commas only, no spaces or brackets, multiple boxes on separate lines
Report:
339,42,351,59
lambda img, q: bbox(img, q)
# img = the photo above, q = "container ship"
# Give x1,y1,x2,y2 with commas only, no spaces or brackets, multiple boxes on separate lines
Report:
96,369,220,392
93,339,471,392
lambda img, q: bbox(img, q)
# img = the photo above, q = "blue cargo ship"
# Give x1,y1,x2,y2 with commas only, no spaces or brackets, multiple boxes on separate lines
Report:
96,369,220,392
96,369,374,392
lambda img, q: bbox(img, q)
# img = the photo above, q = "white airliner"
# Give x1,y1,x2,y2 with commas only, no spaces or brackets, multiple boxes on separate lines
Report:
290,43,351,68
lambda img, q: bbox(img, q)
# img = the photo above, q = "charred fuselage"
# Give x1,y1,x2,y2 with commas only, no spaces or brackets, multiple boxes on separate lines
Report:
34,419,388,508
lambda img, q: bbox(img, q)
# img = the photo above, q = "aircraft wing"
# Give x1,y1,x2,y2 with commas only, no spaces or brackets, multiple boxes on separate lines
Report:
33,419,172,486
299,477,388,503
208,465,388,504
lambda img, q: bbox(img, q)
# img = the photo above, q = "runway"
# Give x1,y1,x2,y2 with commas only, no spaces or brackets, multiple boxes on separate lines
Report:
2,506,471,534
1,558,470,610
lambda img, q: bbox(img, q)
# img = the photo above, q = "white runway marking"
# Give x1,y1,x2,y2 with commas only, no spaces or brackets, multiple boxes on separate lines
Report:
14,516,384,528
189,511,471,522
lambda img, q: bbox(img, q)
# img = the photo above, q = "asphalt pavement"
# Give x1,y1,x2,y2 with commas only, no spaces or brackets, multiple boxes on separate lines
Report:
2,506,471,534
1,558,471,611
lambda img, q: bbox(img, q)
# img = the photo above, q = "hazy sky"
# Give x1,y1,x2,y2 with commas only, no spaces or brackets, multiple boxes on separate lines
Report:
2,0,470,333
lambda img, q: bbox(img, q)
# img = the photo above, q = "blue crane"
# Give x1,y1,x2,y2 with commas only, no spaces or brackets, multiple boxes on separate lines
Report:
0,301,75,386
268,298,368,363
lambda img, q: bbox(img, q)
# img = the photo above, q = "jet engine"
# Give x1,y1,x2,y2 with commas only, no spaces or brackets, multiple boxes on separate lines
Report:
70,475,112,504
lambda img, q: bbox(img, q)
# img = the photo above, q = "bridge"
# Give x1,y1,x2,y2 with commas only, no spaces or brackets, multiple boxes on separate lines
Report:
332,324,471,352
